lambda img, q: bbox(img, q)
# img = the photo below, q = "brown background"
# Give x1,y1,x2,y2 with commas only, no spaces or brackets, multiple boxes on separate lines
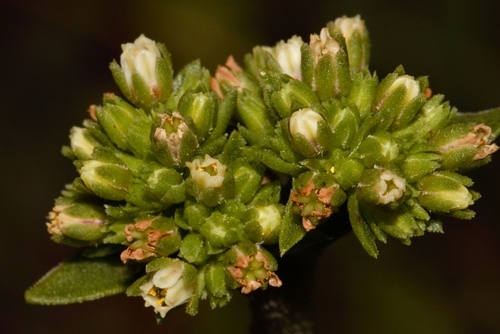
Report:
1,0,499,333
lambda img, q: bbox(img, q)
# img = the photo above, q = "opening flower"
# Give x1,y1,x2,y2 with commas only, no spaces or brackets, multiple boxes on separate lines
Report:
140,261,196,318
372,170,406,205
186,154,226,189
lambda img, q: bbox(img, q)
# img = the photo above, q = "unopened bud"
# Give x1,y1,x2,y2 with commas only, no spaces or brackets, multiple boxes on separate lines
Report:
79,159,133,201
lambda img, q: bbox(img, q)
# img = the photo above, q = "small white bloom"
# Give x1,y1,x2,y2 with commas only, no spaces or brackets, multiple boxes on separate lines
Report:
289,108,324,144
140,261,195,318
387,76,420,105
186,154,226,189
267,36,303,80
331,15,366,41
373,170,406,204
120,34,161,94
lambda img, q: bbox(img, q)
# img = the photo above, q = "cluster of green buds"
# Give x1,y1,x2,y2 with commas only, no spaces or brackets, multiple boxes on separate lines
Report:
27,15,499,321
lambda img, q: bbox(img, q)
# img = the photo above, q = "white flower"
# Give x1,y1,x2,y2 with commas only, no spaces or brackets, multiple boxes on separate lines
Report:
331,15,366,42
373,170,406,204
140,261,195,318
289,108,324,144
186,154,226,189
69,126,97,160
120,34,161,94
266,36,303,80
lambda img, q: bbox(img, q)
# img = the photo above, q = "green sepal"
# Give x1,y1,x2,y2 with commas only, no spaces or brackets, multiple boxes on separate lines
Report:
347,190,378,258
25,255,135,305
236,89,275,135
241,147,305,176
279,202,307,256
166,60,211,109
109,60,133,102
347,70,378,120
208,88,237,141
204,262,232,309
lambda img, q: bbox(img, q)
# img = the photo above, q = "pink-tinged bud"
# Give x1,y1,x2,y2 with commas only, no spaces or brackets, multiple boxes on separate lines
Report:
210,56,244,98
430,123,499,170
47,202,106,242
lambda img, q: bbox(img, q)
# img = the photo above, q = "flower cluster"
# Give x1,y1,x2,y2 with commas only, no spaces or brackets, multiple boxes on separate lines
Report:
34,15,498,320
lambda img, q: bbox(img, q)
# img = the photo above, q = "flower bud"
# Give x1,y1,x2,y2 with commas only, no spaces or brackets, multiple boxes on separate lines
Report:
357,130,399,167
309,27,351,100
328,15,370,71
323,101,360,150
95,93,148,152
210,56,260,99
152,111,198,168
357,169,406,207
179,233,209,265
347,71,378,120
69,126,102,160
202,262,233,309
289,108,330,157
110,34,173,108
373,70,427,130
400,152,441,183
146,167,186,206
244,204,283,244
79,159,133,201
264,36,304,81
47,201,106,243
271,78,319,119
417,172,475,214
429,123,499,170
120,218,181,263
392,94,453,146
232,160,265,204
140,259,196,318
199,212,245,253
224,241,282,294
178,90,217,140
236,89,275,135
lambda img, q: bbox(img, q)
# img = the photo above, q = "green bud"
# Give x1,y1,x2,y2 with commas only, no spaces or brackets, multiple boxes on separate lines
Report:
429,123,499,170
236,89,275,135
357,130,399,167
328,15,370,71
400,152,441,183
79,159,133,201
178,90,217,140
110,34,173,109
329,151,365,189
373,69,427,130
199,212,245,252
308,27,351,100
204,262,233,309
179,233,209,265
392,95,453,146
47,201,107,243
366,205,425,243
323,101,361,150
95,93,147,152
271,77,319,119
244,204,283,244
347,71,378,120
152,111,198,168
232,160,265,204
166,60,211,109
147,167,186,206
417,172,475,214
182,201,213,231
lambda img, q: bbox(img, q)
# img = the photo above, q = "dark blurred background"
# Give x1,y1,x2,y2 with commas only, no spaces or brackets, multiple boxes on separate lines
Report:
1,0,499,333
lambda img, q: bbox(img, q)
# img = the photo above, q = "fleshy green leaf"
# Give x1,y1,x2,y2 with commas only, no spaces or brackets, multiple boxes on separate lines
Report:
451,108,500,142
25,256,135,305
